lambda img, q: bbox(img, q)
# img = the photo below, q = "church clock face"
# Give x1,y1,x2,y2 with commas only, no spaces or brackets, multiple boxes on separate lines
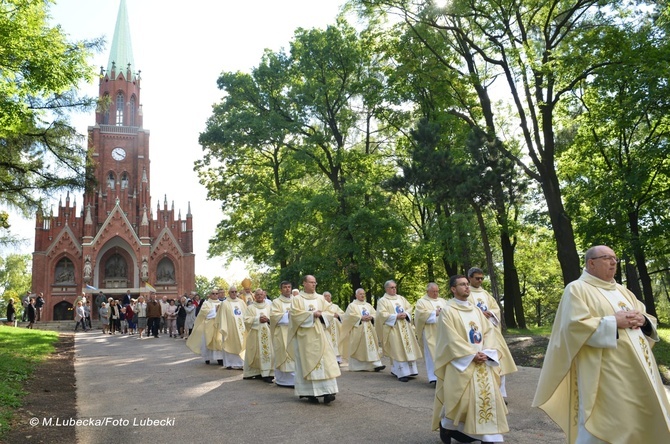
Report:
111,147,126,161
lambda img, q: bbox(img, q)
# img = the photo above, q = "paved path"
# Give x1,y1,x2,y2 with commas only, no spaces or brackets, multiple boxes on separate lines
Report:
72,331,565,443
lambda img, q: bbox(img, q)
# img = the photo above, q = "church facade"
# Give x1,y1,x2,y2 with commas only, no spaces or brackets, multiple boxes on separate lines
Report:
31,0,195,321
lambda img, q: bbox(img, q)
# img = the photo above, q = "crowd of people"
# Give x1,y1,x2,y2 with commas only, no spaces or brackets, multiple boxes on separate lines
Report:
182,272,518,427
91,290,197,339
3,291,46,328
8,243,669,443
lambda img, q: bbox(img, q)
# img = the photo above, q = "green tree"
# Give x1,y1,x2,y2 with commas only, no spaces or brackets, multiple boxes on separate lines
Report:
514,225,564,326
353,0,657,285
377,20,530,326
0,253,32,318
194,275,229,299
0,0,100,230
198,21,407,298
559,18,670,316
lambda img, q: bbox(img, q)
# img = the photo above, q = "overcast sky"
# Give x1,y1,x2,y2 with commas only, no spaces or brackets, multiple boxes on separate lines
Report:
7,0,346,282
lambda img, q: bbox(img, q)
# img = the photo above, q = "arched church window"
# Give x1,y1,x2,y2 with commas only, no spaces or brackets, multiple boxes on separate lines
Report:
129,95,136,126
116,92,124,126
120,172,129,189
156,258,176,284
102,93,110,124
107,172,115,189
104,254,128,279
54,257,76,284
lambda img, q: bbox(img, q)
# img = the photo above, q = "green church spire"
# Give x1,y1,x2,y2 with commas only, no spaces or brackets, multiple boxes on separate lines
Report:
107,0,135,80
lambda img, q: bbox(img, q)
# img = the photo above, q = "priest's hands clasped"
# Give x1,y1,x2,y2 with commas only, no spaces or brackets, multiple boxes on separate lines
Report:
614,310,646,329
473,352,489,364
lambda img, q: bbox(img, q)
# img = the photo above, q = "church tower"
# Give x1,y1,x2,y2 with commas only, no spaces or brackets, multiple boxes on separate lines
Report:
31,0,195,321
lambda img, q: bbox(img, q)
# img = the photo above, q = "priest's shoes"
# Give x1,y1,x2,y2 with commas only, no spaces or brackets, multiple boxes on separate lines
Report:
439,424,478,444
323,394,336,405
300,396,319,404
374,365,386,372
439,423,451,443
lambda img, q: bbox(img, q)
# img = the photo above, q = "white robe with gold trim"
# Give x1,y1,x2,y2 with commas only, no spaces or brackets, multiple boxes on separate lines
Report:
270,295,294,385
533,271,670,444
287,292,340,397
431,298,508,442
243,302,274,378
414,295,449,382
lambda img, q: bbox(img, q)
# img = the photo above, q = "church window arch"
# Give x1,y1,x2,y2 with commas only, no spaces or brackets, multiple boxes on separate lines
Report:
115,92,124,126
107,171,115,189
120,172,129,189
129,95,136,126
101,93,110,124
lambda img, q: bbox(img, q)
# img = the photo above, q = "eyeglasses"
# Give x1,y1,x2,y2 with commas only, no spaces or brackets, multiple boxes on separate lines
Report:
387,286,396,289
591,255,620,263
455,283,470,287
472,277,484,281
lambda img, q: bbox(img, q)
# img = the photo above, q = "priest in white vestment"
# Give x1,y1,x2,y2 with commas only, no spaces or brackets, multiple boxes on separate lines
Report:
432,275,508,444
185,291,223,365
243,289,274,383
217,287,247,369
287,275,340,404
323,291,344,364
413,282,449,384
533,245,670,444
376,280,422,382
340,288,385,372
270,281,295,387
467,268,517,398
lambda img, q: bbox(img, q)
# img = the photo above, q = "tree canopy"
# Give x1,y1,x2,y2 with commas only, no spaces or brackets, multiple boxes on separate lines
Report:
196,0,670,320
0,0,100,229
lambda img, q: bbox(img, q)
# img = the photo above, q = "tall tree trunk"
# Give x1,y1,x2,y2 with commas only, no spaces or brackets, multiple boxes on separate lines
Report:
537,164,581,285
628,211,657,317
441,256,458,278
348,265,362,307
500,232,525,329
470,201,502,313
426,260,435,283
624,258,643,301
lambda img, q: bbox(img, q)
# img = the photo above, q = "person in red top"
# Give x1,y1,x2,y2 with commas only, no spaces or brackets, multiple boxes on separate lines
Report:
125,300,136,335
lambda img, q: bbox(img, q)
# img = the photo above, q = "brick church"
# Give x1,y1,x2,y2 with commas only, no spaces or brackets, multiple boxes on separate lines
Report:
31,0,195,321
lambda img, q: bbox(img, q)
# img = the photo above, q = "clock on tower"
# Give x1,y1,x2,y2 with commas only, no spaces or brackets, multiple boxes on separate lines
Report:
112,147,126,160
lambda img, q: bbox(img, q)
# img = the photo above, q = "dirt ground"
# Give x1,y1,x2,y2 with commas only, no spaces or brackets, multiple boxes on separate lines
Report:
2,334,76,444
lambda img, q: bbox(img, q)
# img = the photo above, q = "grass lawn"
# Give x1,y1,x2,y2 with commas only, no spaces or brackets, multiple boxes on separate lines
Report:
655,327,670,376
0,326,59,436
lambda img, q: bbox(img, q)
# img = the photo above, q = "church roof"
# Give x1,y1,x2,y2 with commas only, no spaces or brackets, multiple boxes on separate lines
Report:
107,0,135,80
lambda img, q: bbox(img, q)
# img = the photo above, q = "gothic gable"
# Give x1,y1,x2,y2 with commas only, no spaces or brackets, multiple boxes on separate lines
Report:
150,227,184,261
88,201,146,250
45,224,82,261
